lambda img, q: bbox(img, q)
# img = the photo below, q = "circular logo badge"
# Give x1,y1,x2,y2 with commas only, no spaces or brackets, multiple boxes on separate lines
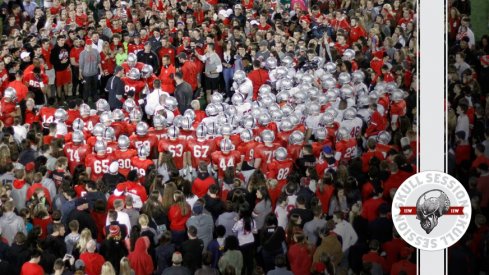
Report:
392,171,472,251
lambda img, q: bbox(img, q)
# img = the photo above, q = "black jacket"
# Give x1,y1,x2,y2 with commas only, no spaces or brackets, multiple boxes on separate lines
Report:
67,209,98,239
174,81,193,114
181,238,204,273
106,75,125,110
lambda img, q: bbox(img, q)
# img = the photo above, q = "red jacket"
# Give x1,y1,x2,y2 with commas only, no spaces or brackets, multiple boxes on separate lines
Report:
192,174,216,198
80,252,105,275
361,197,386,222
128,238,154,275
288,243,313,275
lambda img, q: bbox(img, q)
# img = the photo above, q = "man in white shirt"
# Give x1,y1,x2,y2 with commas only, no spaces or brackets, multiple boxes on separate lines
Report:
455,102,470,142
332,211,358,253
105,199,132,235
145,79,168,117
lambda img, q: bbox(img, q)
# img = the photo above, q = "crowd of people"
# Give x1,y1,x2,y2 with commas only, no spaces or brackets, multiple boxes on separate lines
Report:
0,0,422,274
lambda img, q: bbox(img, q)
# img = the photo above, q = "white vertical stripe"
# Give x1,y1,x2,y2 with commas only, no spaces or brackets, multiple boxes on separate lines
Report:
418,0,446,274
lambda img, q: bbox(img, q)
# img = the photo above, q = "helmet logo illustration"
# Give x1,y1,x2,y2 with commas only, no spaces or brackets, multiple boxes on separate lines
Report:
415,190,450,234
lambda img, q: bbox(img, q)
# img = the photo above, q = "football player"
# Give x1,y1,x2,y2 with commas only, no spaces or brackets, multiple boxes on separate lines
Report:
255,113,278,137
186,123,216,173
131,145,154,184
236,129,259,184
113,135,137,178
158,125,187,173
390,89,407,131
64,130,90,174
122,68,146,103
334,127,358,163
54,108,68,137
79,103,99,132
340,107,363,139
39,96,57,129
130,122,159,162
148,114,167,140
254,130,281,173
111,109,129,137
87,123,105,148
121,53,145,74
266,147,294,190
86,140,115,182
288,131,305,162
103,127,118,154
211,138,242,179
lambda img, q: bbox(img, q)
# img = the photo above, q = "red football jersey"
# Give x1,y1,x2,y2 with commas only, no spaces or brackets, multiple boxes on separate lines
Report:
277,130,293,147
66,109,80,127
113,148,137,178
130,134,159,159
87,136,103,149
288,144,304,162
130,156,154,183
267,159,294,185
158,138,187,169
148,128,167,140
312,140,334,158
106,141,118,155
39,106,56,128
64,142,90,174
111,121,128,137
237,141,260,163
86,153,115,182
82,115,99,132
122,78,146,102
335,139,357,162
254,143,281,173
211,151,241,179
121,62,145,74
187,138,216,168
254,123,278,137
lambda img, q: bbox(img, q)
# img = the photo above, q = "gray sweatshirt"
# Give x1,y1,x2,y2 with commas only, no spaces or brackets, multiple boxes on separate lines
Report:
0,212,26,245
186,213,214,248
79,48,100,77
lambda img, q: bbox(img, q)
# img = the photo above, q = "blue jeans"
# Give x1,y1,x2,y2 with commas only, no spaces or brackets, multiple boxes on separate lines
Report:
223,67,234,99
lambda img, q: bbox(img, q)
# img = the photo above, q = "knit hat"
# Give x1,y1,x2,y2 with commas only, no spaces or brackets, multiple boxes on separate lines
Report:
193,202,204,215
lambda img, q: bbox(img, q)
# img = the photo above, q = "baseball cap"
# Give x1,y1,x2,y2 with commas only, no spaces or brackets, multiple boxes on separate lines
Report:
250,20,259,26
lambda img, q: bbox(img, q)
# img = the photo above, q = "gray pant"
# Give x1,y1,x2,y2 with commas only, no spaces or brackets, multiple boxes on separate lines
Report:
83,75,99,102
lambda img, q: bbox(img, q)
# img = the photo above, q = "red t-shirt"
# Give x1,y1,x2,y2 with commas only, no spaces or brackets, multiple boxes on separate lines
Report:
361,197,386,222
168,204,191,231
20,262,44,275
192,176,216,198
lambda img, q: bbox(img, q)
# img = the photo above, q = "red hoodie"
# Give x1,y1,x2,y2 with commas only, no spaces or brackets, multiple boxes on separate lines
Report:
128,237,154,275
191,173,216,198
80,251,105,275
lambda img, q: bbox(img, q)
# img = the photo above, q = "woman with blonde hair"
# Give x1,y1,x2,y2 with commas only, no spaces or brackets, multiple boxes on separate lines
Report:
73,228,93,259
119,257,135,275
168,190,191,246
100,261,117,275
